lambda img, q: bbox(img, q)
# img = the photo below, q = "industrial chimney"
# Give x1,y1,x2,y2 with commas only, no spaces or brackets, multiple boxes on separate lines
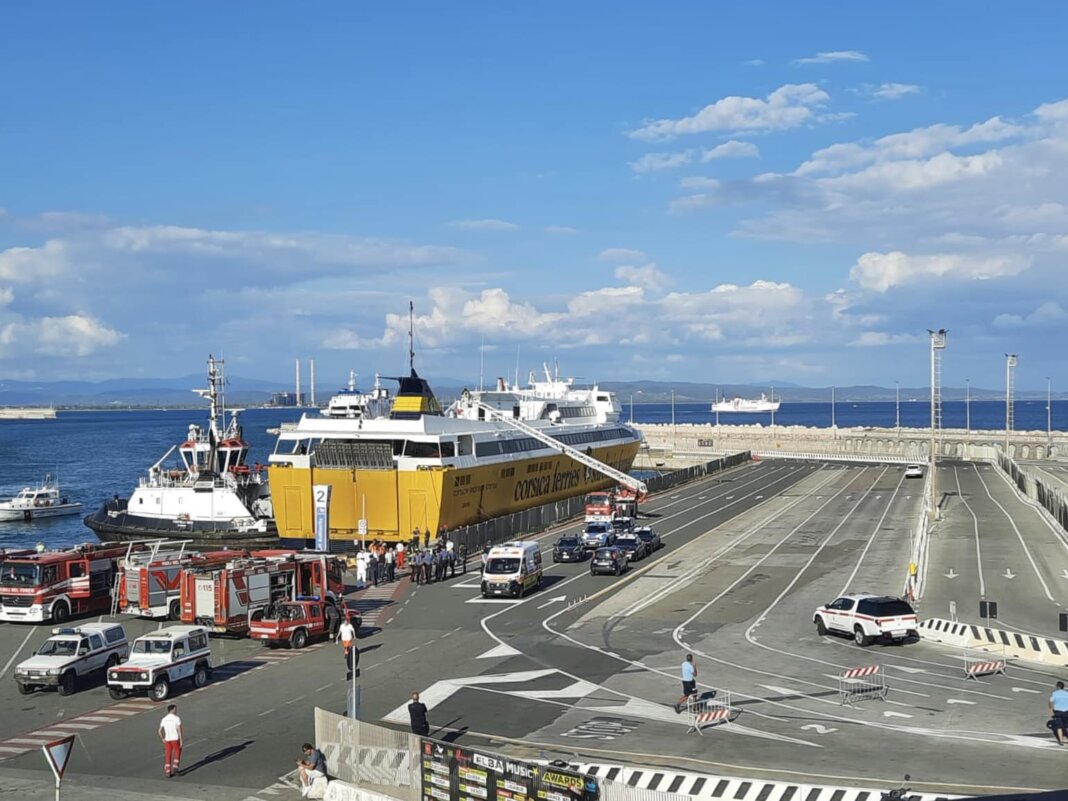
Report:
295,358,301,406
310,359,316,407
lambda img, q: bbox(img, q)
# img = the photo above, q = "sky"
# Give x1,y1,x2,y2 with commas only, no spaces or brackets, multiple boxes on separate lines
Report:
1,3,1067,391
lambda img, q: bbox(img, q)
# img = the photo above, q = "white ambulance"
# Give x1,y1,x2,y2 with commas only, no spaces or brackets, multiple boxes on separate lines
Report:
480,541,543,599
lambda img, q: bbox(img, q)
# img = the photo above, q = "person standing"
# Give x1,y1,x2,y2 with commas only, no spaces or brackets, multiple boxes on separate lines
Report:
673,654,698,713
408,691,430,736
338,613,357,658
324,602,340,642
1050,681,1068,744
423,529,431,549
158,703,183,778
396,541,406,571
445,539,456,577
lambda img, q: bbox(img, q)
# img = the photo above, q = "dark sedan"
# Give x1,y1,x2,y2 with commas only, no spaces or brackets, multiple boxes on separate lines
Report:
634,526,662,552
613,534,647,562
552,536,587,563
590,547,629,576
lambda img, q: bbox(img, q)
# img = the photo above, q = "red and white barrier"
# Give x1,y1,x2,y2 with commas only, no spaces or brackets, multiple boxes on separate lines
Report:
840,665,880,679
964,659,1006,680
838,665,887,705
686,692,732,735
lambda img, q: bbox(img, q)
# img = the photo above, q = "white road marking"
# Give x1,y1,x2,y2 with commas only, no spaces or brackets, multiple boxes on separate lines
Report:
800,724,838,734
943,568,959,579
0,627,37,681
1013,687,1042,694
886,665,927,674
1003,568,1017,580
224,722,245,731
536,596,568,609
476,644,521,659
882,711,912,719
947,699,977,705
258,708,276,716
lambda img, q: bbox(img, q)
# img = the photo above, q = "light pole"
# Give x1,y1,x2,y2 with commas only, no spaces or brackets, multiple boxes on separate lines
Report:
630,393,634,424
1005,354,1018,451
831,385,836,435
928,329,947,521
671,389,676,453
965,378,971,433
1048,377,1053,450
770,386,776,428
895,381,900,430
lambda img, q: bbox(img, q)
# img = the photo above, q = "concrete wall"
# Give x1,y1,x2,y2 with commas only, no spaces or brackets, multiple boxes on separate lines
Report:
636,423,1067,464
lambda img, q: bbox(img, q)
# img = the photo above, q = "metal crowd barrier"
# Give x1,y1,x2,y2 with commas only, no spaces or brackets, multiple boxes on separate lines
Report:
837,665,887,706
685,691,732,734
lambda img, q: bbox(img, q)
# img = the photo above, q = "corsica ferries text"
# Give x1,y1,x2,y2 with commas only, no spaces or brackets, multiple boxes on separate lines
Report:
513,468,582,502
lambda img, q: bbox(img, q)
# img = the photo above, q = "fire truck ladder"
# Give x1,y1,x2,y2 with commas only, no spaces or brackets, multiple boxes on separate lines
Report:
472,401,647,496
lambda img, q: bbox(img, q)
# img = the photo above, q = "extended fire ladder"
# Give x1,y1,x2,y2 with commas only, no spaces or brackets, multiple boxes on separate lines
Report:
473,401,647,496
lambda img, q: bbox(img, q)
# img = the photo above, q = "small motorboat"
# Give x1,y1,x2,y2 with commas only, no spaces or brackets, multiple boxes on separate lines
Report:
0,476,82,522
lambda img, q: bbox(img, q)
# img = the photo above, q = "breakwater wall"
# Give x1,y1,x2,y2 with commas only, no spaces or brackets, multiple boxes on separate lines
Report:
636,423,1067,463
0,407,56,420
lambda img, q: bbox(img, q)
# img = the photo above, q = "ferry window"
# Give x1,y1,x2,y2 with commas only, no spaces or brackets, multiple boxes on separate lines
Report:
405,441,442,459
513,405,520,419
440,441,455,458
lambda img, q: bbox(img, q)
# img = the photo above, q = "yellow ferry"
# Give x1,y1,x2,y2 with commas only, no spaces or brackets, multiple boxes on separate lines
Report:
266,364,642,545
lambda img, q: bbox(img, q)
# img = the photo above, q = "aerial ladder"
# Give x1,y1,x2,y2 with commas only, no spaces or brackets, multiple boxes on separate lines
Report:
473,401,647,497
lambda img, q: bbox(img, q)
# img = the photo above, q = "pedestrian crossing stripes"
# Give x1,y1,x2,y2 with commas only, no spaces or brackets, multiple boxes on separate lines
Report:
577,765,958,801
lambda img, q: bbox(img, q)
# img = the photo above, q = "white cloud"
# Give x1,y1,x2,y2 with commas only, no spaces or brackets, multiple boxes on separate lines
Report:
0,239,70,282
448,219,520,231
0,287,12,306
849,331,925,347
793,50,869,65
862,82,922,100
598,248,646,262
544,225,577,234
629,151,693,173
614,263,671,291
993,301,1068,328
701,140,760,161
0,314,123,357
679,177,721,190
849,251,1031,292
628,84,830,141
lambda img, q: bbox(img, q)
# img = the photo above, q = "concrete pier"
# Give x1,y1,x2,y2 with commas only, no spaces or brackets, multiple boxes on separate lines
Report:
0,407,56,420
636,422,1067,465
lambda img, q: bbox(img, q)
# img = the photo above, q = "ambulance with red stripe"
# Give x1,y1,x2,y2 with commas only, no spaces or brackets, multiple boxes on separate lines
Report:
813,593,918,646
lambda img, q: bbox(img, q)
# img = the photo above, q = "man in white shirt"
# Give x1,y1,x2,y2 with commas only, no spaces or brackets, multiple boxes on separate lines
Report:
338,616,357,654
158,704,183,778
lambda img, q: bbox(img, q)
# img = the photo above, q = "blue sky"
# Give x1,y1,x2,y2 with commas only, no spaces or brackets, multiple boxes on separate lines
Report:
2,3,1067,390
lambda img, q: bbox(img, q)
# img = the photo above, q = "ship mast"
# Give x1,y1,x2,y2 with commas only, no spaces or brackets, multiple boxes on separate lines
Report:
408,300,415,377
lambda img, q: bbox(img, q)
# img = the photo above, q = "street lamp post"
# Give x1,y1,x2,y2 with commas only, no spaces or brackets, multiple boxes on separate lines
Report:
1005,354,1018,451
671,389,676,453
831,385,836,434
928,329,948,522
965,378,971,434
895,381,900,430
1048,377,1053,451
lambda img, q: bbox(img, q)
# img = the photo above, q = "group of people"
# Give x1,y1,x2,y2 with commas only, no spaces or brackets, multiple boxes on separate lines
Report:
352,540,399,588
349,527,469,588
409,538,467,584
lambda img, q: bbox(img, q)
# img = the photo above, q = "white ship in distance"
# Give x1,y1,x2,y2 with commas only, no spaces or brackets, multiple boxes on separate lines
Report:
711,393,781,413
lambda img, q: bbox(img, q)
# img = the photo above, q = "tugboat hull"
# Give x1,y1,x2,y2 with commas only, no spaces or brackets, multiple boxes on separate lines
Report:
83,504,280,550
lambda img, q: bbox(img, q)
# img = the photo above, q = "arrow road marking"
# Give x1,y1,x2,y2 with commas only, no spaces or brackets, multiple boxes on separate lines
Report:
944,569,959,579
1013,687,1042,694
1061,569,1068,580
1003,569,1017,580
947,699,977,705
883,711,913,719
536,596,568,609
801,724,838,734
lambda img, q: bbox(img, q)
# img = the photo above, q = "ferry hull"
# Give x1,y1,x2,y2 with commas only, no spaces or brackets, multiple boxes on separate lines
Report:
268,440,641,544
83,506,279,549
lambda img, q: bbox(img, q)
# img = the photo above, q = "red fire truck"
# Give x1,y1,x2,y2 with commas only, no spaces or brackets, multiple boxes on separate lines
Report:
0,543,131,624
116,540,246,621
583,491,615,524
179,550,345,635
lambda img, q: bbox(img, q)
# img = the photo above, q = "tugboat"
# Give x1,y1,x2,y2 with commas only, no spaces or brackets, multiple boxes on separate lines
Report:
84,356,276,547
0,475,81,522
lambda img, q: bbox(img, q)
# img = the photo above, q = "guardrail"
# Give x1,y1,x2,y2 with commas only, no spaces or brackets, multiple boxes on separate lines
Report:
751,450,911,464
996,449,1068,537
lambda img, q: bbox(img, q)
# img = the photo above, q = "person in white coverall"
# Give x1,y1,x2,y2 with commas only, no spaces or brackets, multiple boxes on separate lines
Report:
355,550,369,588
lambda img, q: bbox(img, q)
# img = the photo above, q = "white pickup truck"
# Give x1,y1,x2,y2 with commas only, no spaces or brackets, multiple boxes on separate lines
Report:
813,593,919,646
14,623,129,696
107,625,212,701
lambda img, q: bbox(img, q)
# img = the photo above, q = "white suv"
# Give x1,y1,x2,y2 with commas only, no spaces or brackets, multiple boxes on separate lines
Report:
14,623,129,696
107,625,212,701
904,464,923,479
813,594,918,646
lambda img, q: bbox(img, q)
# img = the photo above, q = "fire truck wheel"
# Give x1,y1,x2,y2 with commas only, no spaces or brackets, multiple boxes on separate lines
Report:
193,664,209,688
291,628,308,650
58,672,76,696
51,601,70,624
108,687,128,700
168,600,181,621
16,683,34,695
150,676,170,701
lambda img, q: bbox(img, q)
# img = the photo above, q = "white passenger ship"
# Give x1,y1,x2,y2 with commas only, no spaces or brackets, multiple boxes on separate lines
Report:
711,393,781,413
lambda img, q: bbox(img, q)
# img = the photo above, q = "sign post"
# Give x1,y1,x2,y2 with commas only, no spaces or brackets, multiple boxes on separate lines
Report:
313,485,331,552
41,735,75,801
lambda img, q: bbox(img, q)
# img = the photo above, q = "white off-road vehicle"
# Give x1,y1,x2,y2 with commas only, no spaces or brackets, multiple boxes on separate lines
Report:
14,622,129,696
107,625,212,701
813,593,919,646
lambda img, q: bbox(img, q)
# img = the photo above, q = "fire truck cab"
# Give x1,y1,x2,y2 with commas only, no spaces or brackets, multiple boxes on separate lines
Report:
0,543,129,624
583,491,615,524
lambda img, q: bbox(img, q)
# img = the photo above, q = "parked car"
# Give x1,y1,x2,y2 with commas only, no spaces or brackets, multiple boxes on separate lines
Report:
107,625,212,701
904,464,923,479
590,547,629,576
634,526,662,552
611,517,634,535
15,622,129,696
613,534,647,562
813,594,919,646
552,536,587,563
